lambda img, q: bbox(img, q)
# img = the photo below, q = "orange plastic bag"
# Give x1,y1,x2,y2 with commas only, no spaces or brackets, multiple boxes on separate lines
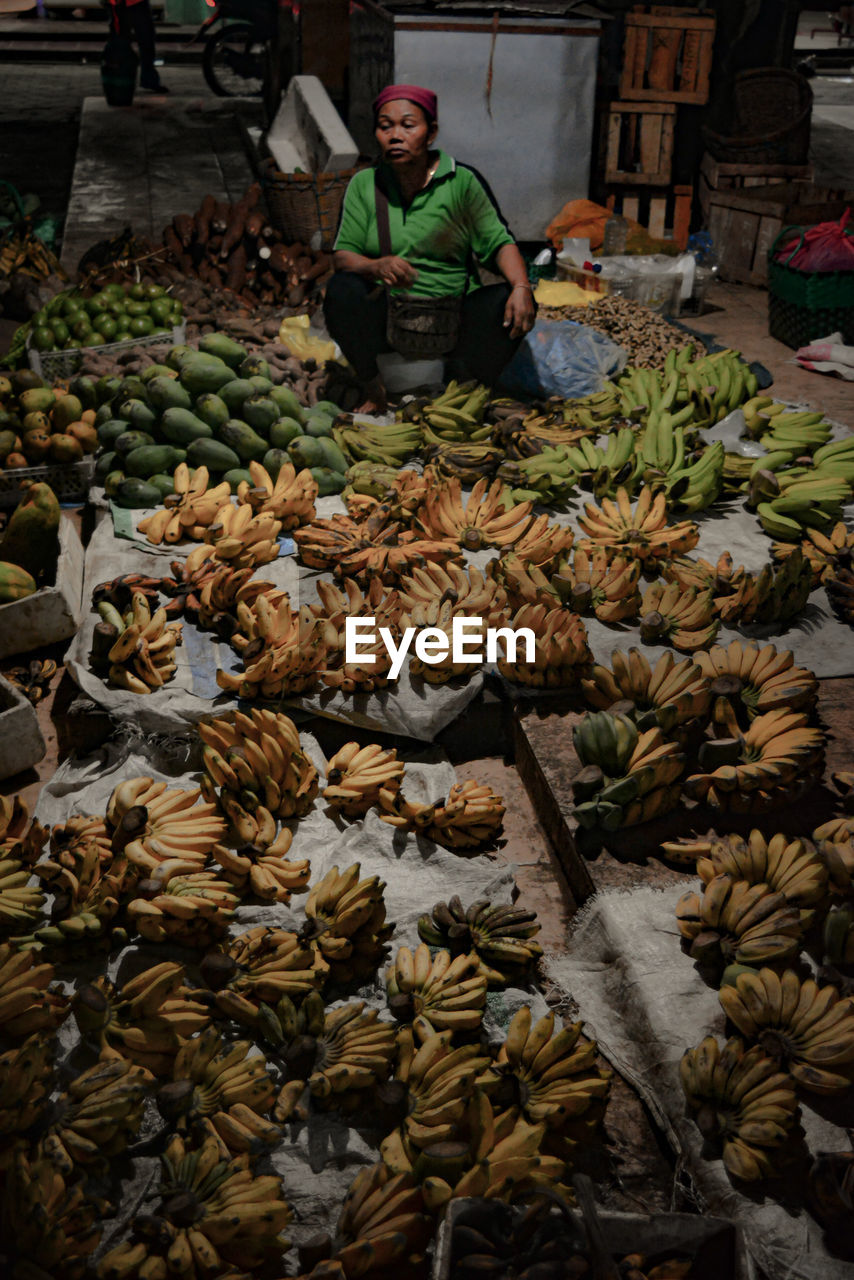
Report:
546,200,615,252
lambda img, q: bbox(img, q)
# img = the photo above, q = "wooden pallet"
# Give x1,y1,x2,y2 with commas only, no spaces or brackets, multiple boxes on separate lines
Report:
620,5,716,105
699,150,815,220
606,183,693,248
707,181,854,285
605,100,676,186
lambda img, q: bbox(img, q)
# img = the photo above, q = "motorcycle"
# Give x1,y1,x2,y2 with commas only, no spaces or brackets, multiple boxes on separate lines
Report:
194,0,277,101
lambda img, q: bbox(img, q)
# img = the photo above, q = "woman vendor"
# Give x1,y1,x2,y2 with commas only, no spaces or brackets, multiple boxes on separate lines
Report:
324,84,536,413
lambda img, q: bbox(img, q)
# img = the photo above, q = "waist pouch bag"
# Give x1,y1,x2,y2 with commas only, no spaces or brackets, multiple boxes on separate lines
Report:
375,175,462,358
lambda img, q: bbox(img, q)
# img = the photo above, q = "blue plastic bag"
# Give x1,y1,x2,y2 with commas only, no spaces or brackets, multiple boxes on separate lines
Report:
498,319,626,400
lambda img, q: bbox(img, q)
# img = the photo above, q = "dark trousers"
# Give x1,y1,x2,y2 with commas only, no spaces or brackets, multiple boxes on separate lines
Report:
323,273,528,386
112,0,158,83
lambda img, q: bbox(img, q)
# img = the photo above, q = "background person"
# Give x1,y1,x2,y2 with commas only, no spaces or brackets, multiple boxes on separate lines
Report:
324,83,536,413
108,0,168,93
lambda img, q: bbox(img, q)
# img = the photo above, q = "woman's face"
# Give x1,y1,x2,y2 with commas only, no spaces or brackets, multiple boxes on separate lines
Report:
375,99,436,165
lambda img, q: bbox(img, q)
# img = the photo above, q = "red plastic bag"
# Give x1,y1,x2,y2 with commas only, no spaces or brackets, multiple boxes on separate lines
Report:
774,210,854,271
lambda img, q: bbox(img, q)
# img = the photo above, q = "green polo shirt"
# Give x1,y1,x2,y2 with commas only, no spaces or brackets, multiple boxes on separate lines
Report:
333,150,515,299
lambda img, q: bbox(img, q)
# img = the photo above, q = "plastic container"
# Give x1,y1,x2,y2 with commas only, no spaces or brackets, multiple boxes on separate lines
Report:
602,214,629,255
0,458,95,510
377,352,444,393
27,322,186,381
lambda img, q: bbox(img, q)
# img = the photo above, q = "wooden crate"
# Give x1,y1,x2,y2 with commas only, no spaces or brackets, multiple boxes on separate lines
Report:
707,182,854,285
605,100,675,185
699,150,815,220
620,5,716,105
606,183,692,248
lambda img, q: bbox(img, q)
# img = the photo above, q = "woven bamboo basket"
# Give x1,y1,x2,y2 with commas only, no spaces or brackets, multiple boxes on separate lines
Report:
260,157,360,251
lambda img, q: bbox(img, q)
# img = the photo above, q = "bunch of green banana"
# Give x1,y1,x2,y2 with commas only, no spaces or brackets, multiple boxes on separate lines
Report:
755,408,833,453
42,1057,149,1175
417,896,543,986
680,1035,801,1181
401,379,494,445
342,459,405,503
823,904,854,967
810,433,854,480
753,468,853,540
571,710,685,830
496,443,580,504
548,426,643,501
676,875,807,970
425,441,504,483
617,347,757,427
718,967,854,1095
333,418,423,467
477,1005,610,1130
386,944,487,1034
722,450,756,493
21,839,132,951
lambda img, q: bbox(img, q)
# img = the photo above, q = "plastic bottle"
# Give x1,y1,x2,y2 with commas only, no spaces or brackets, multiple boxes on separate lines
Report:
602,214,629,255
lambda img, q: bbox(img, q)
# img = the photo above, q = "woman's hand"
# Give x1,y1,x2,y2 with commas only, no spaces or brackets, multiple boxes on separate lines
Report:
374,255,418,288
503,285,536,340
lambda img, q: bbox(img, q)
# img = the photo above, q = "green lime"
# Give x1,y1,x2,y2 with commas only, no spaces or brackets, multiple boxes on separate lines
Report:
114,319,132,338
129,283,147,302
51,320,69,345
150,296,172,323
102,283,126,300
169,298,184,317
125,300,150,317
64,337,78,349
106,298,128,317
72,316,92,341
94,314,117,339
62,300,82,320
144,283,166,299
129,315,154,336
31,309,49,328
85,333,105,347
32,326,55,351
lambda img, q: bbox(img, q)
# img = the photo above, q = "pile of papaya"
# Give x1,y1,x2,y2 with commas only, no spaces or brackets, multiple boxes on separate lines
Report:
0,369,99,470
29,283,183,353
91,333,349,508
0,481,61,603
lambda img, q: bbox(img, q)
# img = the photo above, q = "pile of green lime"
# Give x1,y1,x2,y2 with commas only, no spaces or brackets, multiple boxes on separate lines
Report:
30,284,184,353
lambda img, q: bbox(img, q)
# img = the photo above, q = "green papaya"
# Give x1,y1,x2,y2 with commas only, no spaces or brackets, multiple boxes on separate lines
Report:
0,560,37,603
241,396,280,435
118,399,158,432
94,450,118,481
310,466,347,496
195,393,230,430
239,355,271,380
268,386,306,423
160,407,212,445
199,332,248,369
247,374,274,395
114,430,156,457
268,417,303,450
104,470,125,498
262,448,290,480
140,363,177,384
316,436,350,475
288,435,326,470
94,402,115,427
148,473,178,499
97,418,134,449
310,400,344,419
113,478,163,509
146,375,192,413
68,375,98,410
95,375,121,404
218,380,257,413
124,444,186,479
217,419,268,463
0,482,60,580
166,344,195,371
186,438,242,473
113,376,149,406
178,354,235,396
304,412,335,439
223,467,255,493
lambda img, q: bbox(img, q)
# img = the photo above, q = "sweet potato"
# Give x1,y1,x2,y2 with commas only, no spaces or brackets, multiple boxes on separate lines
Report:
245,210,265,238
195,193,216,245
220,211,246,259
225,243,248,294
173,213,195,248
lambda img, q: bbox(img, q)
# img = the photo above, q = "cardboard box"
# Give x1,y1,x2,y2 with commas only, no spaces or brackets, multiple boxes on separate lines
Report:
0,515,84,659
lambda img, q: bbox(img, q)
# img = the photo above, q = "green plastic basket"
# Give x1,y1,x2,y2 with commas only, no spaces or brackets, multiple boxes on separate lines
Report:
767,222,854,348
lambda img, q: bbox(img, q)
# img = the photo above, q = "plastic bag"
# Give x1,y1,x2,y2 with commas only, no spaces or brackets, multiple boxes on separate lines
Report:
774,211,854,271
497,319,626,400
277,314,338,362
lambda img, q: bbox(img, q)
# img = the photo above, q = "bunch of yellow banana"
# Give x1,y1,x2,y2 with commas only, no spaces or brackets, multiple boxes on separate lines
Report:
217,598,332,699
504,513,576,570
303,864,392,973
199,926,325,1030
73,962,211,1077
0,793,48,864
398,560,508,622
697,831,829,911
235,458,317,527
0,942,68,1041
497,603,591,688
386,945,487,1033
323,742,405,817
478,1005,611,1132
200,707,319,820
96,590,183,695
97,1132,291,1278
41,1056,149,1175
138,465,232,545
48,812,111,869
417,896,543,986
676,876,806,968
684,709,825,811
0,1033,53,1139
162,1027,280,1154
696,642,818,731
25,838,130,949
679,1035,800,1181
195,563,282,636
393,1027,491,1152
426,442,504,487
0,853,45,934
423,780,507,850
205,505,282,572
827,562,854,624
416,475,534,552
215,831,311,904
772,521,854,588
573,715,685,831
126,865,241,946
333,1163,432,1279
304,998,397,1105
106,776,226,872
577,486,699,564
719,967,854,1095
335,417,424,467
638,581,719,652
552,548,642,624
486,554,559,613
708,550,814,628
4,1144,103,1279
582,648,712,734
314,577,400,692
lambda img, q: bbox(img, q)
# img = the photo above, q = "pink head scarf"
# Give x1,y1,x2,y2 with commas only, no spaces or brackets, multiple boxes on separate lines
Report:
373,84,438,122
